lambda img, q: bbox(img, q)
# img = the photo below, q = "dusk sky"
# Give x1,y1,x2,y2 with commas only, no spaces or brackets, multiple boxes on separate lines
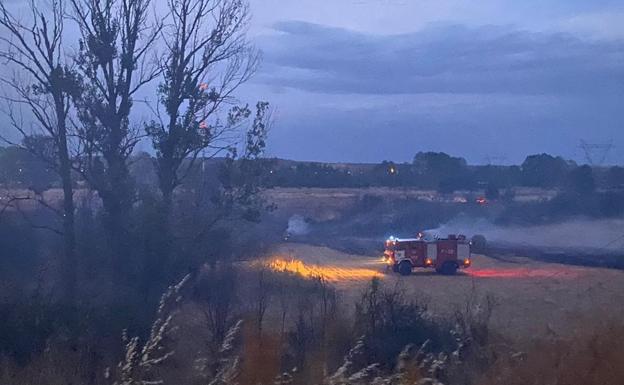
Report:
2,0,623,164
242,0,624,164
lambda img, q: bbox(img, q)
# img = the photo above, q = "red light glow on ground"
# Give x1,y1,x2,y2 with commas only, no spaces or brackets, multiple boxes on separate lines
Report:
465,268,581,279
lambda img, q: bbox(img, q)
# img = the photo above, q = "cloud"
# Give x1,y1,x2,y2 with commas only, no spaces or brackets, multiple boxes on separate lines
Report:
255,21,624,96
557,10,624,39
244,21,624,164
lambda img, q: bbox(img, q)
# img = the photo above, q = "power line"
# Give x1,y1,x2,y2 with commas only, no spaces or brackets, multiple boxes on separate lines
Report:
599,233,624,251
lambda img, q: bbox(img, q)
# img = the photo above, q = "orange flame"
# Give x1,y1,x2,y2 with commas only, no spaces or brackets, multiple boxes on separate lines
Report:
268,258,382,282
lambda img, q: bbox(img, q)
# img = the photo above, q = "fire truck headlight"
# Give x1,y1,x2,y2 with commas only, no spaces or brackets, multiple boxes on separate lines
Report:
463,259,471,266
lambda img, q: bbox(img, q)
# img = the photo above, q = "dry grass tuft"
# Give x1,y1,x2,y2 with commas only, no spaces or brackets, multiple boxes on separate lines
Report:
479,320,624,385
110,274,189,385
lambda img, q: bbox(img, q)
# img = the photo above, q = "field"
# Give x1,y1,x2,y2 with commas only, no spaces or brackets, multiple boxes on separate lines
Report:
265,242,624,343
264,186,557,222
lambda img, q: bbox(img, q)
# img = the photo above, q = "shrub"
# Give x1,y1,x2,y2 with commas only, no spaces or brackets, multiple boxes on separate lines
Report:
354,278,456,368
470,235,487,254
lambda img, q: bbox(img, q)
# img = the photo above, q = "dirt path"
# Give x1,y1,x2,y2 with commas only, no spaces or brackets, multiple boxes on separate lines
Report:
267,243,624,342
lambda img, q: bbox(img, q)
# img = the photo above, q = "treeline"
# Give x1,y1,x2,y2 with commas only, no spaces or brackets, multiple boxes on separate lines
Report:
257,152,624,192
4,149,623,194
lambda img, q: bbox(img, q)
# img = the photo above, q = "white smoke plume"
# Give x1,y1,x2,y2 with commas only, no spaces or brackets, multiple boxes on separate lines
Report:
427,216,624,252
286,214,310,236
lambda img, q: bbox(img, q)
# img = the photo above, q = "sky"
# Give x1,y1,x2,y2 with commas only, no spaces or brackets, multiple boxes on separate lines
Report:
240,0,624,164
1,0,623,165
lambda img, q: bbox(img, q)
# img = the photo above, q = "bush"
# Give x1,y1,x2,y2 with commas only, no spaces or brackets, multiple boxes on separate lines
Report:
354,278,456,368
0,213,40,286
485,183,500,200
471,234,487,253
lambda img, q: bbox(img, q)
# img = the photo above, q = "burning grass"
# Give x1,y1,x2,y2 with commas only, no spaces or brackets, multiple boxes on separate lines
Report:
265,256,584,282
267,257,382,282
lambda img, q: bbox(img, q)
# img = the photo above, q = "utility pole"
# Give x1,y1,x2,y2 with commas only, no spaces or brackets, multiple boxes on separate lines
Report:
578,139,614,166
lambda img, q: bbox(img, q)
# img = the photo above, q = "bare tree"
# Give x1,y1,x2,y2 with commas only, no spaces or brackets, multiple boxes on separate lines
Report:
194,265,238,352
0,0,78,305
252,266,271,339
146,0,260,211
69,0,161,270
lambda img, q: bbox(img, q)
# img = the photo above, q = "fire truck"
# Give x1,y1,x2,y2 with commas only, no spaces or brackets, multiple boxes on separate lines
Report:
383,234,472,275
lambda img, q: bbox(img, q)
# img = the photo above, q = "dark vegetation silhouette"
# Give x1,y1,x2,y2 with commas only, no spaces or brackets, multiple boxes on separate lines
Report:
0,0,79,306
257,151,622,192
69,0,172,279
0,0,272,379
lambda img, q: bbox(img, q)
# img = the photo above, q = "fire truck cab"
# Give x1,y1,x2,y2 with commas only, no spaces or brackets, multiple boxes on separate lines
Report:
383,234,472,276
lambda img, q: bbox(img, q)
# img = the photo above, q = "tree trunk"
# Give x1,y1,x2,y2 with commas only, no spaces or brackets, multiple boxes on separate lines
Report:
161,182,173,216
157,150,177,216
100,187,128,276
55,97,77,307
59,146,76,305
149,157,175,298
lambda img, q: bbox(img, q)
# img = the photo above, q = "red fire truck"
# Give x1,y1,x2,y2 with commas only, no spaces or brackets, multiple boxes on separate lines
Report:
383,234,472,275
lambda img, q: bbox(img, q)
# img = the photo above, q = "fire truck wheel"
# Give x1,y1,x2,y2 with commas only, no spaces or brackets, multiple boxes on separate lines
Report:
439,262,458,275
398,261,412,276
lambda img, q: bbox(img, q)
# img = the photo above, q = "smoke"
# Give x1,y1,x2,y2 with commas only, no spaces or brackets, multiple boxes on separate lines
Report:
286,215,310,236
427,216,624,251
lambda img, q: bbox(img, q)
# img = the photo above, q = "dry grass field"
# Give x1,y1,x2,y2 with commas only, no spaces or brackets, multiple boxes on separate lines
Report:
266,242,624,343
263,187,557,221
